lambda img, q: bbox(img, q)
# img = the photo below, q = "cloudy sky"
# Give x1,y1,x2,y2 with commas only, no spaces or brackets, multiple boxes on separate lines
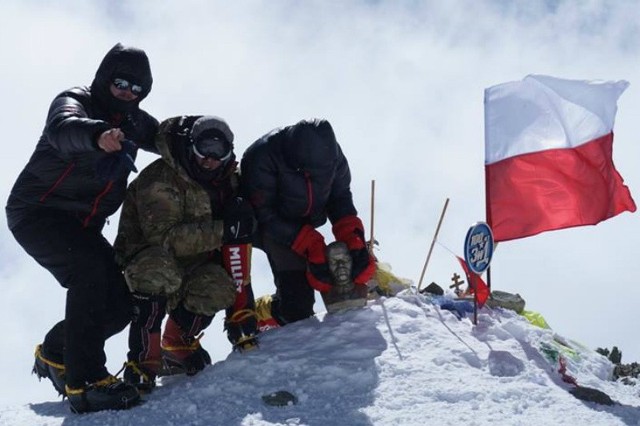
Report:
0,0,638,406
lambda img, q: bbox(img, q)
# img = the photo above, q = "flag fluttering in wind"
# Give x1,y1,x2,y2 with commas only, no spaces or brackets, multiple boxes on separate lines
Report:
484,75,636,242
456,256,489,308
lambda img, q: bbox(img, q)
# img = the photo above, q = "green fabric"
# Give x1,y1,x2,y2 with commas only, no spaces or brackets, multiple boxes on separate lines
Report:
521,310,551,329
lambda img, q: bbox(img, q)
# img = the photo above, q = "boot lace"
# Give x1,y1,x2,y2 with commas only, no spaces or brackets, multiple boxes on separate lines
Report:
92,375,121,389
119,361,153,383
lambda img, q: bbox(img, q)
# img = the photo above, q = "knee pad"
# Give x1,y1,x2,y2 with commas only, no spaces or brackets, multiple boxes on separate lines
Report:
124,246,182,296
182,262,236,316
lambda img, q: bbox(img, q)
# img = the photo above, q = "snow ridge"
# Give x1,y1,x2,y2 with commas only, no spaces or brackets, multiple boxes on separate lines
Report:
2,294,640,426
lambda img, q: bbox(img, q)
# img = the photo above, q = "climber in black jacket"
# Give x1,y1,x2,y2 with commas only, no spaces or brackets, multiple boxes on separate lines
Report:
5,43,158,413
241,119,376,329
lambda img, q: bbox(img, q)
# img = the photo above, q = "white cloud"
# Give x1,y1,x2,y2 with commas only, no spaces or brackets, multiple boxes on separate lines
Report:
0,0,638,405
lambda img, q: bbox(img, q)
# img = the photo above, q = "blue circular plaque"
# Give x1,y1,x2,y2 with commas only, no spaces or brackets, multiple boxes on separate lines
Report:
464,222,494,275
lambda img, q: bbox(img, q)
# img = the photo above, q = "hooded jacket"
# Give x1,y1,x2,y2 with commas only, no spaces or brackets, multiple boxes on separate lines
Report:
6,43,158,230
240,119,357,247
114,115,239,266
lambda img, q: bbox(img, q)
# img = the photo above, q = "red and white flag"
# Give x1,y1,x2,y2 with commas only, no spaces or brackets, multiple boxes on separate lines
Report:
484,75,636,242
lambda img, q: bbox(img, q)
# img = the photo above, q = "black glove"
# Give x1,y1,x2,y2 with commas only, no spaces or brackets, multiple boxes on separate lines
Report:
95,139,138,182
120,112,159,152
223,197,256,244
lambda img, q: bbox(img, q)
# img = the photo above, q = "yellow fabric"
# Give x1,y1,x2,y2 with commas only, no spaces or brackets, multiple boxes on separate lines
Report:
521,310,582,360
369,262,412,297
254,295,274,322
35,344,65,371
521,310,551,329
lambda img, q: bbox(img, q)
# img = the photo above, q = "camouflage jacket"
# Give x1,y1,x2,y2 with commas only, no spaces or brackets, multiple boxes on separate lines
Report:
115,116,239,267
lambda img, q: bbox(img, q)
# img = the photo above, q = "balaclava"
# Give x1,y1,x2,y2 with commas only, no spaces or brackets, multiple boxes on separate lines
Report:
174,116,236,185
91,43,153,114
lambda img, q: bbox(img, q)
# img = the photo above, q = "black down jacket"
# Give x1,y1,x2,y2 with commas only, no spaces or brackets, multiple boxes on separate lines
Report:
240,119,357,246
6,43,158,230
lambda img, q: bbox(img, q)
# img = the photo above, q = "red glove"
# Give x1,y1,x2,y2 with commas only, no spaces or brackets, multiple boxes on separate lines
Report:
292,225,332,292
332,216,376,284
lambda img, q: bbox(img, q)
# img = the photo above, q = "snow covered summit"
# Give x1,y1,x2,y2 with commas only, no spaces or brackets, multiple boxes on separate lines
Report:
2,293,640,426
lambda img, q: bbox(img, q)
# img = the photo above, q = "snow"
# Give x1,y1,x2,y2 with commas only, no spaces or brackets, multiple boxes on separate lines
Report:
2,291,640,426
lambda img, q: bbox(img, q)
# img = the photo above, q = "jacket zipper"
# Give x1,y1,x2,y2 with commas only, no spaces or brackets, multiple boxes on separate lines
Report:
302,171,313,217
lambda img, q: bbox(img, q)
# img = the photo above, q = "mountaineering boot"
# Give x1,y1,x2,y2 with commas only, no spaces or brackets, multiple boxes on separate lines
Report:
65,375,140,413
254,295,281,332
234,334,259,352
225,308,259,352
123,360,159,393
125,326,162,392
33,344,66,396
160,317,211,376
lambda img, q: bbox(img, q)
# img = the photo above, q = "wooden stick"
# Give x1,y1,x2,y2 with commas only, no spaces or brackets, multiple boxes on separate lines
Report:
417,198,450,291
369,180,376,255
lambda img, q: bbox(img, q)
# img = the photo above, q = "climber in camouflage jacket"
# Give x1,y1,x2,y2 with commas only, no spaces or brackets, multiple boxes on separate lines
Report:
114,115,257,390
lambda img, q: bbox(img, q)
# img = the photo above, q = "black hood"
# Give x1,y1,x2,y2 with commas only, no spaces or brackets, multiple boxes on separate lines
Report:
91,43,153,114
283,119,339,176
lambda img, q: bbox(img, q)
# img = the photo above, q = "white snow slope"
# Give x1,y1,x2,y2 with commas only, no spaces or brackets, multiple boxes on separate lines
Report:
1,292,640,426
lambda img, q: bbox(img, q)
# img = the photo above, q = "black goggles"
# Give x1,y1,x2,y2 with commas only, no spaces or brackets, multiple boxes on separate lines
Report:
192,137,232,162
112,78,143,96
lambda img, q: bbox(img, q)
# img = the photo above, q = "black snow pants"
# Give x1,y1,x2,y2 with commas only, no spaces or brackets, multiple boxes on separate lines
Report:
260,232,316,324
9,208,132,388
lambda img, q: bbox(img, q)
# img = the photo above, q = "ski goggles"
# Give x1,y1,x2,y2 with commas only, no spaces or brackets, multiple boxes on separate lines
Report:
192,137,232,162
112,78,143,96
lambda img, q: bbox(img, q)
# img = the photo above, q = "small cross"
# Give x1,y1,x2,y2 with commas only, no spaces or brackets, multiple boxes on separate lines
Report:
449,273,465,296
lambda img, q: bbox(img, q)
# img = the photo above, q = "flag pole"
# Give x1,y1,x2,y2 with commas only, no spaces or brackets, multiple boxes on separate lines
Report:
484,87,492,292
485,165,492,291
417,198,449,292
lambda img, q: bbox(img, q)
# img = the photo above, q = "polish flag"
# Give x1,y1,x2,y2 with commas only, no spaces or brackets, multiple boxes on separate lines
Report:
484,75,636,242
